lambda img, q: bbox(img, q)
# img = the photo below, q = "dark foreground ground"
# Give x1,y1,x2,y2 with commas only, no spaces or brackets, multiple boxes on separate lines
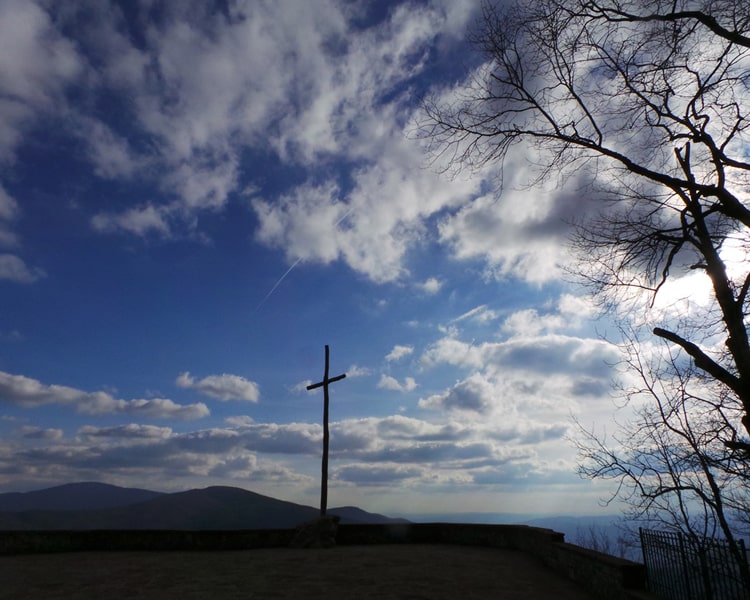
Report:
2,544,596,599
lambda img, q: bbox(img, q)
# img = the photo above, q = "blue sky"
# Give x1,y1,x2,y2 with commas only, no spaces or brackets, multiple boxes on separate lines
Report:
0,0,634,516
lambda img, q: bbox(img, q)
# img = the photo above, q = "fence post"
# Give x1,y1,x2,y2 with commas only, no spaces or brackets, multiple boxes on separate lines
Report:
697,544,713,600
677,531,694,599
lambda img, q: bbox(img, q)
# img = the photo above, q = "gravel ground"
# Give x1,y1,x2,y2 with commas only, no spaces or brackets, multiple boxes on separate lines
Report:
2,544,597,599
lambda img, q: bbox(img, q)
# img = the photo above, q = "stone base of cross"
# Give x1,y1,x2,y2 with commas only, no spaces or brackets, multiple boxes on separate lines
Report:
306,345,346,516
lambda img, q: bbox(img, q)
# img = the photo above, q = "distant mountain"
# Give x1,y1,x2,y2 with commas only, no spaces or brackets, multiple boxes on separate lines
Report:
0,483,407,530
0,482,164,512
328,506,409,525
401,512,542,525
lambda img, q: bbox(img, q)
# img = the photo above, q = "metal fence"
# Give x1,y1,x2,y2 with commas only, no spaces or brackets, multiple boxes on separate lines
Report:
640,528,749,600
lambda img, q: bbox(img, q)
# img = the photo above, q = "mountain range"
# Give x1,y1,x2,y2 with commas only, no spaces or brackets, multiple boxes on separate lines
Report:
0,482,408,530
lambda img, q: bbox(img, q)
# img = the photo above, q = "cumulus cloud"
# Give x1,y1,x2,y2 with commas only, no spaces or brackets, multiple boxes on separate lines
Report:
0,409,579,499
0,1,588,294
18,426,63,441
0,184,18,225
0,371,209,419
501,309,565,337
0,0,477,265
346,365,371,378
92,205,171,237
417,277,443,294
419,372,495,413
290,379,314,394
334,463,423,485
77,424,173,440
490,423,568,445
224,415,254,427
385,345,414,362
421,334,619,380
558,293,597,319
176,372,260,402
0,254,45,283
437,185,570,284
501,294,599,337
377,374,417,393
0,0,82,161
0,1,489,288
0,168,38,279
253,142,479,283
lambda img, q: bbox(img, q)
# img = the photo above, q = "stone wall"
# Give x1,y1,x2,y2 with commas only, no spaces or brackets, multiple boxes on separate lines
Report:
337,523,650,600
0,522,653,599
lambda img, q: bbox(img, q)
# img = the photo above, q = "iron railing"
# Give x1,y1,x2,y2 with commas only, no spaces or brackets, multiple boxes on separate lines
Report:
640,528,749,600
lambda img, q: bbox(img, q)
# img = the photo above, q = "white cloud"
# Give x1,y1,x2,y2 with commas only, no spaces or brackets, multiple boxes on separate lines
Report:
558,294,597,319
419,372,495,413
253,140,480,283
0,184,18,222
334,463,423,485
0,183,20,249
252,182,350,268
290,379,313,394
0,1,486,287
433,156,614,286
245,5,481,283
78,424,173,440
18,426,63,441
176,372,260,402
0,0,82,161
421,334,619,380
0,371,208,419
501,309,565,337
0,409,590,507
224,415,254,427
0,254,45,283
417,277,443,294
92,205,171,237
346,364,371,378
76,117,142,179
385,345,414,362
377,374,417,393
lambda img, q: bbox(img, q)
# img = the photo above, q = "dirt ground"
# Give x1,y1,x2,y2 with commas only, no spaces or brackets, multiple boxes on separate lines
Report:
2,544,596,599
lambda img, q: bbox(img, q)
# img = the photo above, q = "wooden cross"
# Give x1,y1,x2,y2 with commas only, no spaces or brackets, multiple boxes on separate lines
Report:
306,345,346,516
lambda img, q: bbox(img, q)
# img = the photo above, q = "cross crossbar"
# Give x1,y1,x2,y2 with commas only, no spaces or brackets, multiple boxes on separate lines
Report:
306,372,346,391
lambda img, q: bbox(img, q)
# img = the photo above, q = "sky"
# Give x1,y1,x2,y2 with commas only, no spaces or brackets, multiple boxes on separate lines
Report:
0,0,651,517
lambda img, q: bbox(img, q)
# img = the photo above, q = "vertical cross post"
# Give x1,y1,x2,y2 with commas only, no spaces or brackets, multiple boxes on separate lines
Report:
306,345,346,516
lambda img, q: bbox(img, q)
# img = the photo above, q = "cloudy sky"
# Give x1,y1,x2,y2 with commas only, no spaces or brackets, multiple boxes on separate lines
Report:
0,0,642,517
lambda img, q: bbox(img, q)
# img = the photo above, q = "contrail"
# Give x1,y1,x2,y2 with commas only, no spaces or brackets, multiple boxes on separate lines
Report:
253,206,354,313
253,256,304,313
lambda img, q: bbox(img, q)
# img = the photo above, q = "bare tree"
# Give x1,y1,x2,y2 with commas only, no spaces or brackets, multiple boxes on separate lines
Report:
421,0,750,446
575,328,750,583
421,0,750,577
574,523,632,559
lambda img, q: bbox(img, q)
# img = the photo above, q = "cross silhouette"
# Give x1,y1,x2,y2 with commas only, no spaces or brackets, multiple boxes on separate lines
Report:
307,345,346,516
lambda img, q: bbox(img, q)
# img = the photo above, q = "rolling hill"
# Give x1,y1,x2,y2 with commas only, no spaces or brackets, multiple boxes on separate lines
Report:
0,482,163,512
0,483,408,530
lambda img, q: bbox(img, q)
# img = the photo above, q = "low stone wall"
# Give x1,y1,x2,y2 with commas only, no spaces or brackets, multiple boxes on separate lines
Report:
338,523,649,600
0,523,651,599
